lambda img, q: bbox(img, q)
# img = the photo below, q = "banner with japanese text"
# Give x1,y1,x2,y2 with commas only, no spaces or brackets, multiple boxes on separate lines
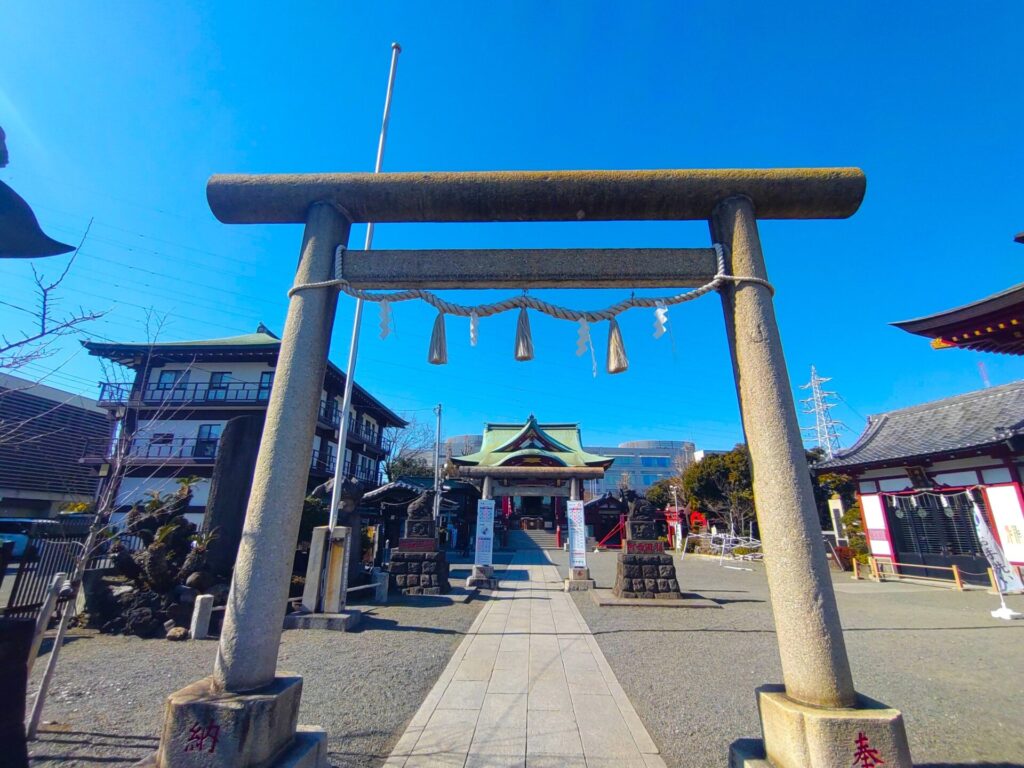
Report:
568,500,587,569
475,499,495,567
971,498,1024,594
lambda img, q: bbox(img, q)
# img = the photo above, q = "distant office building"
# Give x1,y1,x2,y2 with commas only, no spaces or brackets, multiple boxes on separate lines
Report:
0,373,109,517
584,440,696,496
694,448,729,463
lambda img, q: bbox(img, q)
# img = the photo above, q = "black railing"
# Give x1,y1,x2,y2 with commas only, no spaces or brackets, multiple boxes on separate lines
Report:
98,381,271,406
310,449,337,474
83,436,220,461
319,401,341,428
308,451,382,486
346,417,392,453
343,459,383,487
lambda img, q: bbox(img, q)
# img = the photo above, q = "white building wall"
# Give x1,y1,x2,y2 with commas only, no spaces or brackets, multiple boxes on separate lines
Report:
115,476,211,507
145,361,274,387
135,418,227,441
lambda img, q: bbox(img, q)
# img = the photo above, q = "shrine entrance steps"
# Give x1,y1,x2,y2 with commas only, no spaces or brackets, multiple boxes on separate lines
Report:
506,528,559,550
385,549,666,767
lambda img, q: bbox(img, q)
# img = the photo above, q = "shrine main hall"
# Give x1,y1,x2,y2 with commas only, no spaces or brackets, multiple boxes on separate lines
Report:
447,416,614,532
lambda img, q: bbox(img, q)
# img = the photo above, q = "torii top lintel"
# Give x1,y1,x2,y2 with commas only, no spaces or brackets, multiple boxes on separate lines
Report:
206,167,865,225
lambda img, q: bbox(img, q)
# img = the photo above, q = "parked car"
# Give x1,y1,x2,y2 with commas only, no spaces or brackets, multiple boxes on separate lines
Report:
0,519,34,557
0,516,91,558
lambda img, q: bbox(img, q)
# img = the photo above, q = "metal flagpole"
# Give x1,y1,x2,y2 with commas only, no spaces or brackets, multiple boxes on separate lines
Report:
321,43,401,613
328,41,402,532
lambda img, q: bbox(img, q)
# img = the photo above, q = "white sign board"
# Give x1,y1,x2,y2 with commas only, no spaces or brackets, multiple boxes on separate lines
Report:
971,498,1024,594
475,499,495,567
567,500,587,569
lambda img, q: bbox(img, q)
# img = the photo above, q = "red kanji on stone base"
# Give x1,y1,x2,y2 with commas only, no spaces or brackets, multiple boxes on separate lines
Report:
852,731,884,767
183,721,220,753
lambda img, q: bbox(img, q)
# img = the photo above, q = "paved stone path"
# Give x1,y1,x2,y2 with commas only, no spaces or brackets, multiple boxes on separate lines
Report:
386,551,666,768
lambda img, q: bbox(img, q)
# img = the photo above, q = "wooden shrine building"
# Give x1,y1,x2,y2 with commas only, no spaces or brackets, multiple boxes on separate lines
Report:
815,381,1024,585
448,416,613,532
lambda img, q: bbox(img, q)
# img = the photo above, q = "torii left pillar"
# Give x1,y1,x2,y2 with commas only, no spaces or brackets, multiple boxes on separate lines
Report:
138,202,349,768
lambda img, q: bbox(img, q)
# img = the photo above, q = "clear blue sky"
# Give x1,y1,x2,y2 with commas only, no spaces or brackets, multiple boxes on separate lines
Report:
3,2,1023,450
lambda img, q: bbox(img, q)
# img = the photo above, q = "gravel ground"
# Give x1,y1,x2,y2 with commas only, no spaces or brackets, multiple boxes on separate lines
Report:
548,548,1024,768
27,593,482,768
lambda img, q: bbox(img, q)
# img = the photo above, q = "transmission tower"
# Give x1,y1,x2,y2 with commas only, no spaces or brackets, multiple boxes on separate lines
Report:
800,366,846,460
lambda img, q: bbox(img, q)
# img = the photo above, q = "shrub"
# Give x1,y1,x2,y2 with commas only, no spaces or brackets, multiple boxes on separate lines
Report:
832,545,855,568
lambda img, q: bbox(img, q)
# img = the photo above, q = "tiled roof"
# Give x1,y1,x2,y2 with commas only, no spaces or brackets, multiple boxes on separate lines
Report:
815,380,1024,470
452,415,613,468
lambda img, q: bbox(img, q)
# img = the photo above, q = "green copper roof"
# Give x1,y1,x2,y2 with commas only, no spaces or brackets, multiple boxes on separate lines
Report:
85,326,281,351
452,415,613,468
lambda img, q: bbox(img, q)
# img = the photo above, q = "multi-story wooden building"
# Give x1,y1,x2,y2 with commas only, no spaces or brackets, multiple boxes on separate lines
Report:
82,325,406,518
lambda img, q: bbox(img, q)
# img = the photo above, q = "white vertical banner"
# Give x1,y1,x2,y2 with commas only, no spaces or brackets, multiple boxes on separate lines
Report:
568,500,587,569
971,498,1024,594
475,499,495,567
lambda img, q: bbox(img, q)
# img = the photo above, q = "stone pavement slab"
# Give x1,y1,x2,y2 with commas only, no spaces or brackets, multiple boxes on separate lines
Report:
385,550,663,768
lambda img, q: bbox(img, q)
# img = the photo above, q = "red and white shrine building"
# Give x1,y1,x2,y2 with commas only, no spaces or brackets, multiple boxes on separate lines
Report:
815,381,1024,585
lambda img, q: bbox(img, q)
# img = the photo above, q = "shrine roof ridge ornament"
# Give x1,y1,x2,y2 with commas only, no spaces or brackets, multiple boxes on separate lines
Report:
206,167,866,225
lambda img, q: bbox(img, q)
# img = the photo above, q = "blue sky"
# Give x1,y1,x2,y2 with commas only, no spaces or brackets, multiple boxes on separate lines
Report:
2,2,1023,450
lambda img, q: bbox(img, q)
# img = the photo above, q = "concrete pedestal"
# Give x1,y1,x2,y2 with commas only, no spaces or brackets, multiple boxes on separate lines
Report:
466,564,498,590
300,526,350,614
729,686,912,768
564,566,595,592
140,675,326,768
283,609,361,632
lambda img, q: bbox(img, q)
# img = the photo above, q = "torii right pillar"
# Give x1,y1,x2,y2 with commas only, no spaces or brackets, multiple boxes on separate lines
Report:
712,196,913,768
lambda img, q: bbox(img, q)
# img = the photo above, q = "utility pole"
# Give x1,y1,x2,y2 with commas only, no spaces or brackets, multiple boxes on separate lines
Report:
800,365,846,460
432,403,442,523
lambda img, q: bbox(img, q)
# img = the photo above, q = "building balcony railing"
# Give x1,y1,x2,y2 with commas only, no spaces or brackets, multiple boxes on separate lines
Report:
308,451,383,487
310,449,337,475
98,381,272,407
315,404,392,454
82,436,221,462
343,459,384,487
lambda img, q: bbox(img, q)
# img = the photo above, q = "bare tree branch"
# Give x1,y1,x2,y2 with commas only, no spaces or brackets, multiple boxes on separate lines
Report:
0,218,107,373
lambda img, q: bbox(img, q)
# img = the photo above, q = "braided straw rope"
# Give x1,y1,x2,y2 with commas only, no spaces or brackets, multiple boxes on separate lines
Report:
288,243,773,322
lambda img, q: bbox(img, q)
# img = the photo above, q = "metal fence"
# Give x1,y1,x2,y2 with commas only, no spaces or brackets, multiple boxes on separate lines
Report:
3,537,85,619
1,529,144,620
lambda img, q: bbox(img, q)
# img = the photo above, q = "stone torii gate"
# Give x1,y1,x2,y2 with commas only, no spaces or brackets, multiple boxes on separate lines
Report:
147,169,912,768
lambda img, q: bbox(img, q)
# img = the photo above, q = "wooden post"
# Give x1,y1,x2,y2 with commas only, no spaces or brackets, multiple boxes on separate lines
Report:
988,567,998,593
951,564,964,591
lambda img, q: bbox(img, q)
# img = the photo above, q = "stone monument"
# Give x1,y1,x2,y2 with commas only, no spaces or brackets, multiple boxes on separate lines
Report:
612,490,681,599
203,415,265,578
387,490,451,595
